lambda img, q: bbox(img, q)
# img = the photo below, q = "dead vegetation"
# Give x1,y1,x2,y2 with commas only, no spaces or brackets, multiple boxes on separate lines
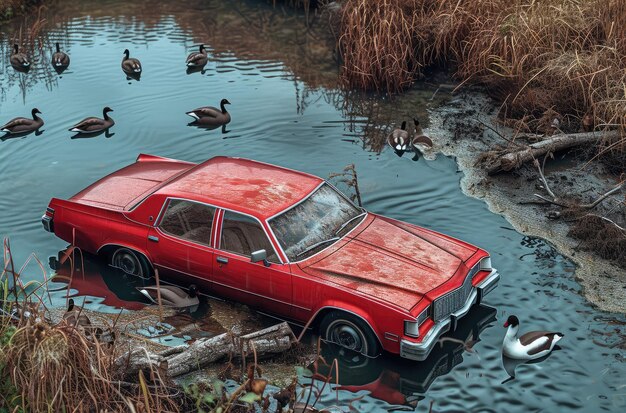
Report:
335,0,625,155
0,238,347,412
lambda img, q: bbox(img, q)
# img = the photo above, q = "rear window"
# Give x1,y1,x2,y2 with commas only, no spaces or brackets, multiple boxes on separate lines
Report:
159,199,215,245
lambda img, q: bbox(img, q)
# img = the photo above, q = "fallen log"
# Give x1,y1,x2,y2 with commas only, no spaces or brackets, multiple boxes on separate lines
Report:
116,322,295,378
485,130,621,175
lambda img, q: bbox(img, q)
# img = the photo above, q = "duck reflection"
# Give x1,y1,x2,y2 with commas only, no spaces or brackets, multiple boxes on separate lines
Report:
313,304,497,409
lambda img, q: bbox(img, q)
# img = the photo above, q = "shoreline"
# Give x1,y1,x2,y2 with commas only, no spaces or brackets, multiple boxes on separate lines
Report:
429,90,626,314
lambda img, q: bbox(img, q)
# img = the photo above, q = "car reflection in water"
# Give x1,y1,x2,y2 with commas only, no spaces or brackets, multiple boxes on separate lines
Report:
50,248,149,310
312,304,497,409
49,248,239,343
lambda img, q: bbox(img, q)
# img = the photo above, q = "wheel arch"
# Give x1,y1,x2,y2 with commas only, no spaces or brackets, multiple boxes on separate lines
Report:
97,243,154,271
308,305,383,350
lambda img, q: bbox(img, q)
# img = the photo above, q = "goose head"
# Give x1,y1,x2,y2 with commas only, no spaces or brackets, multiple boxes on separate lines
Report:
123,49,130,59
189,284,198,298
67,298,76,311
503,315,520,337
199,44,206,53
400,120,407,130
102,106,114,120
56,42,61,53
220,98,231,112
13,44,19,54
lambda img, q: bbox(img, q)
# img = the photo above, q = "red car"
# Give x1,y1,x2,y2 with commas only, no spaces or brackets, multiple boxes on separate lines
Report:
42,154,499,360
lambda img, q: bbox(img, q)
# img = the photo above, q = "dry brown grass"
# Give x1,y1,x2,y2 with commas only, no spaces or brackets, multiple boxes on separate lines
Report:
0,239,183,412
337,0,626,141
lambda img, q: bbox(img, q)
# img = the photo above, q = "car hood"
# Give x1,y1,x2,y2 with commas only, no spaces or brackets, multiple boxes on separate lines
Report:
299,215,478,311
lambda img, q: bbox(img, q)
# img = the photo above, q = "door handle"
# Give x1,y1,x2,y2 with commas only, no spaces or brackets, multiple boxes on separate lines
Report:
148,235,159,242
216,256,229,264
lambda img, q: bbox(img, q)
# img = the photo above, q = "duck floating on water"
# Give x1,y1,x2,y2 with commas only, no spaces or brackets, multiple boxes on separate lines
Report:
410,118,433,151
186,98,231,126
186,44,208,68
69,107,114,134
502,315,563,360
1,108,44,134
10,44,30,72
122,49,142,77
51,42,70,70
387,121,409,152
138,284,199,308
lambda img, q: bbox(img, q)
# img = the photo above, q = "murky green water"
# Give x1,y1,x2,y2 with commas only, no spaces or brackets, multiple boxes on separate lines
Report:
0,1,624,412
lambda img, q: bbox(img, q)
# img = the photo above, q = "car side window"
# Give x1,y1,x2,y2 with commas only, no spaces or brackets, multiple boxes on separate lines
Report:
158,199,215,246
220,210,280,263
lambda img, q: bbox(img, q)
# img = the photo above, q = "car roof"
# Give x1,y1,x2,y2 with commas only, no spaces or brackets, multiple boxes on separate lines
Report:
157,156,323,219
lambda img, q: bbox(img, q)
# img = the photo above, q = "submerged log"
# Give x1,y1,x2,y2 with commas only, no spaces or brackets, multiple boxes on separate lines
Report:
485,130,621,175
117,322,295,378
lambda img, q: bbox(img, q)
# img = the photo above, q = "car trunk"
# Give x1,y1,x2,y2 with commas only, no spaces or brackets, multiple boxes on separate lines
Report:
70,157,193,210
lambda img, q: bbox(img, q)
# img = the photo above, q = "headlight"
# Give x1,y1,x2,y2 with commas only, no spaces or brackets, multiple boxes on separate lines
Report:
479,256,492,271
404,306,430,338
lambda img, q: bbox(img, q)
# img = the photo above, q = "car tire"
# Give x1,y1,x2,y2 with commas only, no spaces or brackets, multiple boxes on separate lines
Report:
319,311,380,357
111,247,151,279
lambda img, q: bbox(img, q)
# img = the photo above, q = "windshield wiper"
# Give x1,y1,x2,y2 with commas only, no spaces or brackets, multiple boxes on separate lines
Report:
296,237,340,258
335,212,367,236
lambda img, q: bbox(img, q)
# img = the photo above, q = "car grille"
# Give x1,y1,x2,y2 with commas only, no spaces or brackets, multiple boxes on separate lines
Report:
432,264,478,322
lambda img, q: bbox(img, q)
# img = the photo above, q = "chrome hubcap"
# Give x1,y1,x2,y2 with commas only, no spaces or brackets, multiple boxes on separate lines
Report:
327,320,365,353
114,250,142,277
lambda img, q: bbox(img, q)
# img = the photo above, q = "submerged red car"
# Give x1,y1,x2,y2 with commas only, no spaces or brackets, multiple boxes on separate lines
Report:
42,154,499,360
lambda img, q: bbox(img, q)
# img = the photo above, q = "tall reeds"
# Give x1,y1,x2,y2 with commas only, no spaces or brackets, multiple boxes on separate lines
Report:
337,0,626,142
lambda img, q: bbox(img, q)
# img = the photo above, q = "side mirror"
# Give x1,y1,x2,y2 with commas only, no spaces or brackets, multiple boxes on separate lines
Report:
251,249,270,267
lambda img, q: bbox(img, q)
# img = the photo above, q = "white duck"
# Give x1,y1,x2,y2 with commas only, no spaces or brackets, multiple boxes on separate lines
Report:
502,315,563,360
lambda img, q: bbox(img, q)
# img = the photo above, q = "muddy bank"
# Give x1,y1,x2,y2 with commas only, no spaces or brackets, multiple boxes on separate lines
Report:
428,90,626,314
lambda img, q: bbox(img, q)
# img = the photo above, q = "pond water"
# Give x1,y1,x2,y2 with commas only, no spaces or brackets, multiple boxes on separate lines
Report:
0,1,624,412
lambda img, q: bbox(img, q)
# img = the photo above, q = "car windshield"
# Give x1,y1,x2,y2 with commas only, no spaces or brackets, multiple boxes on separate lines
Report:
269,183,365,261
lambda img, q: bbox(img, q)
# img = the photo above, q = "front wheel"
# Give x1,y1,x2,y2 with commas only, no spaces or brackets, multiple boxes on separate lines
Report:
319,311,380,357
111,248,150,279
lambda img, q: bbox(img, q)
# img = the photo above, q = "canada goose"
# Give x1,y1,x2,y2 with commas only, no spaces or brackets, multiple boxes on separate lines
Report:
186,99,231,126
69,107,114,134
121,49,142,75
63,298,92,329
186,44,208,68
51,42,70,68
1,108,44,134
502,315,563,360
10,44,30,71
138,284,199,308
387,121,409,152
410,118,433,150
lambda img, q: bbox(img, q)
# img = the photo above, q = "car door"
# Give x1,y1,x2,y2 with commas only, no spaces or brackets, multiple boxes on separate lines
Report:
146,198,215,289
212,209,292,315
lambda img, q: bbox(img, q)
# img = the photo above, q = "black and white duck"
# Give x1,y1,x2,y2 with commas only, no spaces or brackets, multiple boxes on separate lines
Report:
502,315,563,360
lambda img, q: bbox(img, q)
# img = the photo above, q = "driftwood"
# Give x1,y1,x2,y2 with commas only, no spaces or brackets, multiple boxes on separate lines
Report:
485,130,621,175
116,322,295,378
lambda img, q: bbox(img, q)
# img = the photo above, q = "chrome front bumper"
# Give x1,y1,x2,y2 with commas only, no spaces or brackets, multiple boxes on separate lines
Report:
400,268,500,361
